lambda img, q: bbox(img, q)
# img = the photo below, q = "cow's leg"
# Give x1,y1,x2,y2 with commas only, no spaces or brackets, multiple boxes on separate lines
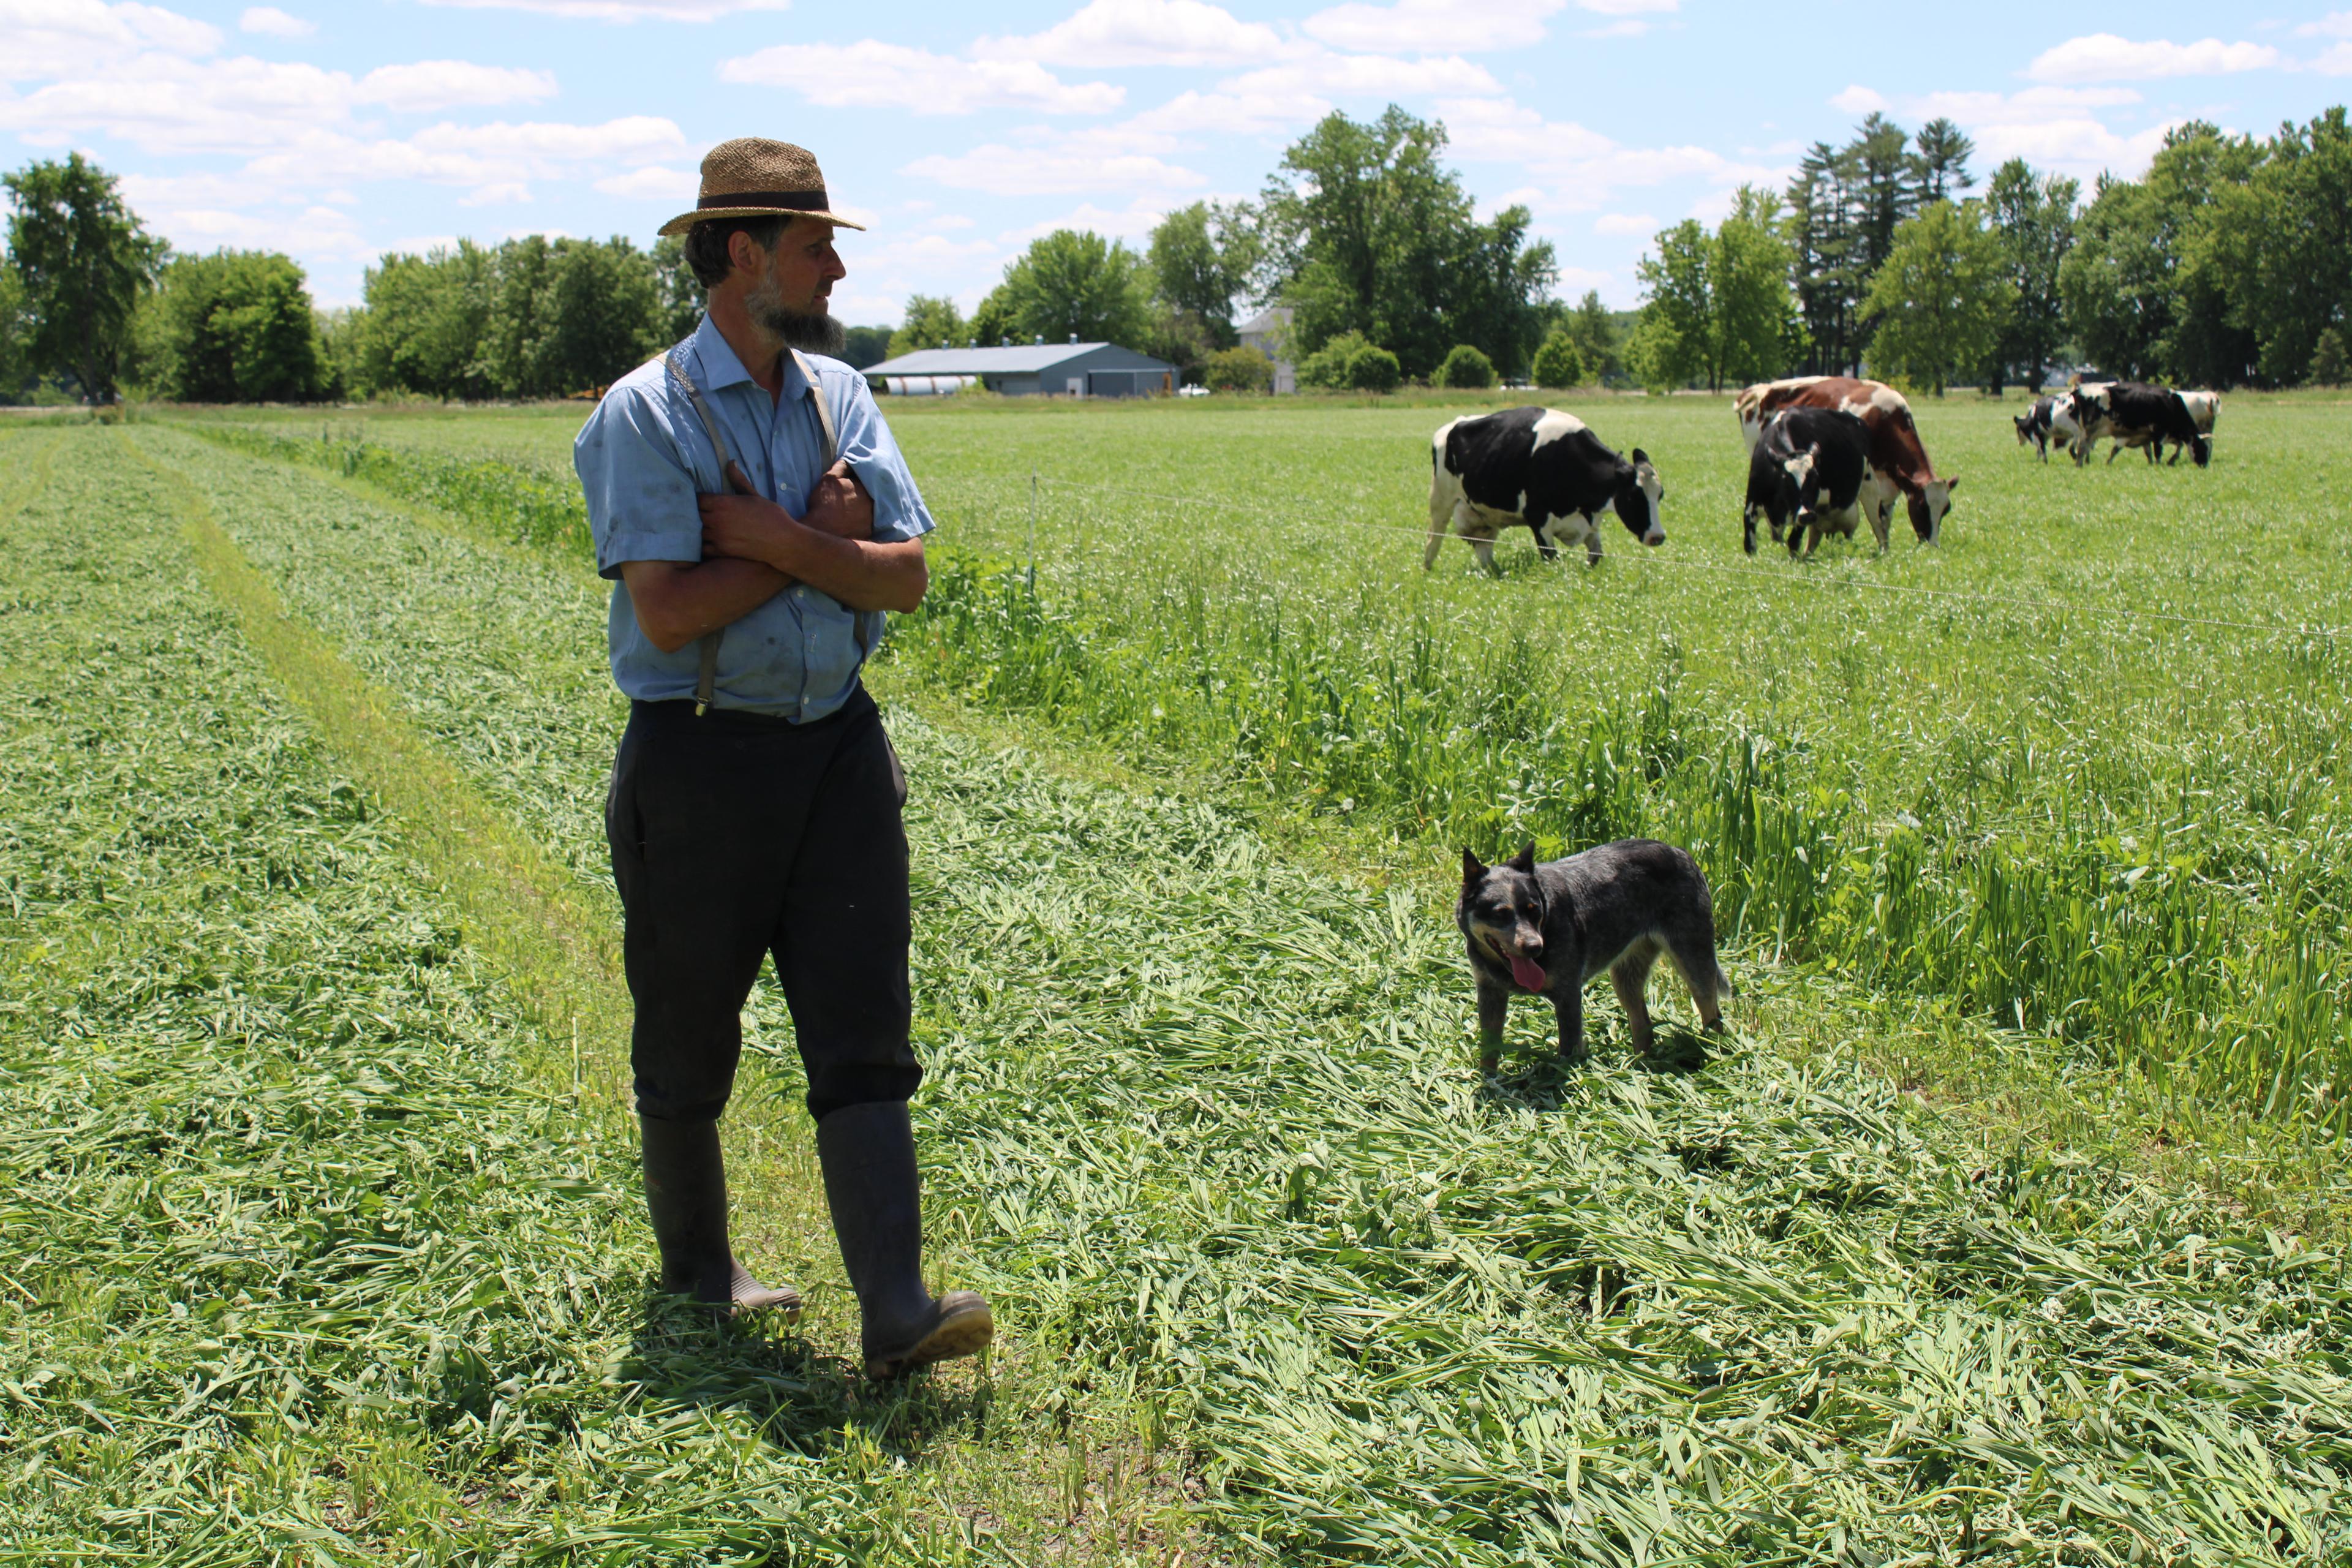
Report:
1471,536,1499,576
1532,517,1561,562
1422,510,1448,570
1869,498,1891,554
1580,515,1603,567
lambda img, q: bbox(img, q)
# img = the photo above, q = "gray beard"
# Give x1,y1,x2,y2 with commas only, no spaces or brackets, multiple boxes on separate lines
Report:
747,282,845,355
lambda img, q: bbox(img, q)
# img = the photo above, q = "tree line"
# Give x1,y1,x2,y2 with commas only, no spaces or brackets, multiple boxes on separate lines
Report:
1628,107,2351,396
7,105,2343,405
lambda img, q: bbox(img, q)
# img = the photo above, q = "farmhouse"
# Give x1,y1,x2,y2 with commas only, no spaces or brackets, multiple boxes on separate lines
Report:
1237,306,1297,393
861,341,1177,398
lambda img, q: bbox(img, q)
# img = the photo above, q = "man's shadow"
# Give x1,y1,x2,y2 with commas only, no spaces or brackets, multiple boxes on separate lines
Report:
618,1286,992,1455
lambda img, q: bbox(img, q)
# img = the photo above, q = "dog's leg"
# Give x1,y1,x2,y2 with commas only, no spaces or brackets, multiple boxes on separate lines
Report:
1476,976,1508,1074
1610,938,1659,1055
1552,982,1586,1066
1662,929,1728,1033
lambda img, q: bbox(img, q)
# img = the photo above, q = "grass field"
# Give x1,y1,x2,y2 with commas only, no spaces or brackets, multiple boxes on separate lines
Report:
6,390,2351,1562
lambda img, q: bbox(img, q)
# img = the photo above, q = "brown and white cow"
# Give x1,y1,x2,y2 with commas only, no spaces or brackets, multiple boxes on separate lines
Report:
1735,376,1957,546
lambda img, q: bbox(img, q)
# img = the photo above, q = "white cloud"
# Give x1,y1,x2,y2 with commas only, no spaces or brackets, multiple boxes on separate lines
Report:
1829,83,1888,113
973,0,1287,67
1904,85,2140,126
460,181,533,206
593,164,697,200
903,140,1207,197
1435,95,1783,212
417,0,786,18
2293,11,2352,37
1219,50,1502,98
1303,0,1668,52
1593,211,1654,235
1129,86,1322,135
355,61,559,112
239,6,313,36
2024,33,2282,83
2313,41,2352,74
0,0,221,81
720,41,1122,114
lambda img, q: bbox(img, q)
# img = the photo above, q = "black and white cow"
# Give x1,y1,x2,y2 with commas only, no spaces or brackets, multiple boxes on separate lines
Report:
2070,381,2211,468
2013,396,2056,461
1425,408,1665,575
1744,406,1872,557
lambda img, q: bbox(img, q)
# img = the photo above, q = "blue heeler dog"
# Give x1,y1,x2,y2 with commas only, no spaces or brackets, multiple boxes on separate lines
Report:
1457,840,1731,1072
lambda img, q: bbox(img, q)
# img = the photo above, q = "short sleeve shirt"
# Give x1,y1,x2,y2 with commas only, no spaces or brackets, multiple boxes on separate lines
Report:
573,312,935,723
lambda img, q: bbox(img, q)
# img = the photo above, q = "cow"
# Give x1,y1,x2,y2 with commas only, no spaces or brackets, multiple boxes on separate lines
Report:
2070,381,2210,468
2013,396,2056,460
2172,390,2220,463
1745,406,1874,556
1733,376,1957,545
2050,388,2094,461
1425,408,1665,575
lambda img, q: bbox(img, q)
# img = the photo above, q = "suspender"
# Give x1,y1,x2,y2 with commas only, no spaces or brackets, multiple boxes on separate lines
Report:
660,342,846,716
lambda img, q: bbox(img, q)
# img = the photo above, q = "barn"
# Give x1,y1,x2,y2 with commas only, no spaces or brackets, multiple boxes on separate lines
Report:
861,341,1177,398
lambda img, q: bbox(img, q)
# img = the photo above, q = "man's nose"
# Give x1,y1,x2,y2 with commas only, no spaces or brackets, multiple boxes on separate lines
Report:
823,246,847,282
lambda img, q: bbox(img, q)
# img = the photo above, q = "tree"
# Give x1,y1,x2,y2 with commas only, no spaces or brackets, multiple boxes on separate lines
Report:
840,325,893,368
2192,108,2352,386
139,250,320,402
0,264,31,402
1912,118,1977,204
1147,200,1259,347
511,237,660,396
1628,188,1801,391
892,293,967,356
1984,159,2077,392
1256,106,1555,379
650,234,701,344
351,243,492,398
1202,344,1273,391
984,230,1153,347
1864,199,2010,394
3,153,164,401
1787,139,1864,374
1530,329,1584,388
1436,343,1494,388
1564,289,1616,382
2312,326,2348,388
1297,330,1399,391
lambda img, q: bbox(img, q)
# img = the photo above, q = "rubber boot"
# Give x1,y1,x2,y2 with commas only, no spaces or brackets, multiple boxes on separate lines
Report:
639,1115,802,1319
815,1099,993,1378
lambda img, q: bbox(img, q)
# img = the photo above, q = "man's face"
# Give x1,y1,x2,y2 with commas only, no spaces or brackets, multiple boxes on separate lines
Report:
737,218,848,353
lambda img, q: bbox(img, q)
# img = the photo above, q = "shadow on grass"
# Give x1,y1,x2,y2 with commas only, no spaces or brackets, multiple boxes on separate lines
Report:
1477,1023,1717,1112
621,1285,995,1458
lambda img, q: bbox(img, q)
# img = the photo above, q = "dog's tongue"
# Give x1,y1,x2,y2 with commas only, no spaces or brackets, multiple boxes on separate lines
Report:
1509,954,1548,992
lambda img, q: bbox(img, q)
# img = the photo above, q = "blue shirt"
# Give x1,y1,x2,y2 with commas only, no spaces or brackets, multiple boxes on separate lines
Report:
574,312,935,722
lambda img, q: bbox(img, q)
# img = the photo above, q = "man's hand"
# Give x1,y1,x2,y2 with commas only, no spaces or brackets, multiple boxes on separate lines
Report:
803,459,875,539
698,491,796,565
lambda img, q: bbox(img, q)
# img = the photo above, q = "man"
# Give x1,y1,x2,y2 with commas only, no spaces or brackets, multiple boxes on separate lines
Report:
575,138,991,1378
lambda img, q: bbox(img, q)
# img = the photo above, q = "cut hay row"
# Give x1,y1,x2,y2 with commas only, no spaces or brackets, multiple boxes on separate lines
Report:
68,418,2352,1560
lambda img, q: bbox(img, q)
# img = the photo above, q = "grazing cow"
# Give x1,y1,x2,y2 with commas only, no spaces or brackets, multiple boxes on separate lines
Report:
1745,407,1873,556
2050,388,2094,460
1733,376,1958,544
1426,408,1666,575
2070,381,2210,468
2171,390,2221,463
2013,396,2056,460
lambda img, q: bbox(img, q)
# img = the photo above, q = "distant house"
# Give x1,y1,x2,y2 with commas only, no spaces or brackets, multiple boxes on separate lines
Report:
1237,307,1296,394
861,341,1176,398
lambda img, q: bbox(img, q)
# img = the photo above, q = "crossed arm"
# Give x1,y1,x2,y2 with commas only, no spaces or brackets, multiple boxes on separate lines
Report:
619,461,930,654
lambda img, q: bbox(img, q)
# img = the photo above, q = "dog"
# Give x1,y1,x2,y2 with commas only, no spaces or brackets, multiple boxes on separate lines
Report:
1457,840,1730,1072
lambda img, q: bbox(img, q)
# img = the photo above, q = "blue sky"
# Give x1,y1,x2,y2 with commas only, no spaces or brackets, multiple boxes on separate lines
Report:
5,0,2348,318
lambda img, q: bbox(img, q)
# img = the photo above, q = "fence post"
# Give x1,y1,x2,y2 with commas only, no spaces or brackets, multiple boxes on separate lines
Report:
1027,469,1038,595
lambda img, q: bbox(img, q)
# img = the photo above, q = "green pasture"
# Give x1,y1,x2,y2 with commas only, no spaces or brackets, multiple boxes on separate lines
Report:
4,394,2350,1562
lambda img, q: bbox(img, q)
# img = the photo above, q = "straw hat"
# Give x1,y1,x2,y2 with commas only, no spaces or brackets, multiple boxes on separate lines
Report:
657,138,866,236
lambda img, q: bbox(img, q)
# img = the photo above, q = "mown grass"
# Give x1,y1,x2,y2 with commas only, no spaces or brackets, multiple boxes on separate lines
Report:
94,411,2352,1560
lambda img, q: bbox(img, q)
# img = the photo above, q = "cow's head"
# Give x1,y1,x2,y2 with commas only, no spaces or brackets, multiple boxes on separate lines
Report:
1782,444,1827,521
1615,448,1666,546
2013,412,2035,444
1908,477,1957,543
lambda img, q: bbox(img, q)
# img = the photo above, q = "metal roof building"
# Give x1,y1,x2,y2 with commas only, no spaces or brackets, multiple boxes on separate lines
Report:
862,342,1176,398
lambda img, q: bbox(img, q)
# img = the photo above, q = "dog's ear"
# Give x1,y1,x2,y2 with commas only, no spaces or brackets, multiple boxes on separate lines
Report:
1508,841,1537,874
1460,847,1486,888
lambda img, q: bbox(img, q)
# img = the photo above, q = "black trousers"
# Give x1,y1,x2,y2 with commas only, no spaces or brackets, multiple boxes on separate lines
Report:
604,686,921,1123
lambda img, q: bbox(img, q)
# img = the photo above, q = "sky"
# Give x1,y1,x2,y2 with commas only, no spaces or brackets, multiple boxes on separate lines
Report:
4,0,2350,321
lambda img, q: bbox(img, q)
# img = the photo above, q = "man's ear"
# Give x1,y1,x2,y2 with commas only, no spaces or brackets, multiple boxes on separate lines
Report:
1461,848,1486,888
1509,841,1537,874
726,225,771,281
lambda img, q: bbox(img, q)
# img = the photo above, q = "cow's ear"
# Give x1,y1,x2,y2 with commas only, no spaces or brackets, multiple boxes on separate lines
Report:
1461,848,1486,886
1509,841,1538,874
1630,448,1649,466
1946,477,1961,494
